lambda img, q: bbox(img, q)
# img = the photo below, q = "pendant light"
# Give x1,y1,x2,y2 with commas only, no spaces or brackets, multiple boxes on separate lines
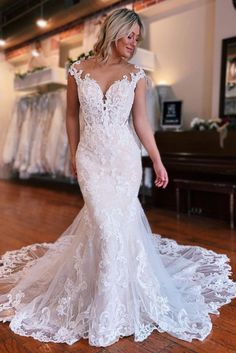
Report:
0,25,5,46
36,2,48,28
0,38,6,46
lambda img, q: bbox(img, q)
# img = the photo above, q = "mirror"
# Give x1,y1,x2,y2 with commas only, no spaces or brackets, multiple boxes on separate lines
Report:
219,36,236,121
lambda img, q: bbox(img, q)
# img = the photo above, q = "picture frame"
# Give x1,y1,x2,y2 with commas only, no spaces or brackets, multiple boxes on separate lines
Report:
219,36,236,121
161,100,183,130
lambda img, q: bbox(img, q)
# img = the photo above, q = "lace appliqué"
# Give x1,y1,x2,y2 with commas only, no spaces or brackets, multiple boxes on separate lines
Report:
0,60,235,348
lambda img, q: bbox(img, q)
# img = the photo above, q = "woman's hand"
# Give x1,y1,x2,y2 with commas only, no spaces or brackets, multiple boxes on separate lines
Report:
70,155,77,178
153,160,169,188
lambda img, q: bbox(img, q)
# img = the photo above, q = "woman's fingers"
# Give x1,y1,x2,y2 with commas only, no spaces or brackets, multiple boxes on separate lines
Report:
154,174,169,188
152,161,169,189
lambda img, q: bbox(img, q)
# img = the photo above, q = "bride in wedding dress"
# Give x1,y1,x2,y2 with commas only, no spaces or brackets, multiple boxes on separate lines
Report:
0,8,236,348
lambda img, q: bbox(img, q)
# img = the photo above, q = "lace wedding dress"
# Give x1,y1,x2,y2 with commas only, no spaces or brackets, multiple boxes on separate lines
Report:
0,60,236,347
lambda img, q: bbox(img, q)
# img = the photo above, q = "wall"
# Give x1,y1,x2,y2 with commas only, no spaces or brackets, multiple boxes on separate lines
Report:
211,0,236,118
146,0,215,129
0,54,15,178
1,0,235,172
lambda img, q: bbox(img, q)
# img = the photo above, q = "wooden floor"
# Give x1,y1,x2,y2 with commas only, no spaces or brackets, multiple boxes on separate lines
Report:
0,178,235,353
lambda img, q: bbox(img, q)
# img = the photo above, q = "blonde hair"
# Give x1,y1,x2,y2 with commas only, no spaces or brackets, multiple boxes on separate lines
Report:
93,8,145,63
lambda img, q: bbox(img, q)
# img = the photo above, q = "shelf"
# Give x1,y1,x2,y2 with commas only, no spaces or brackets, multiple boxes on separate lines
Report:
14,67,67,92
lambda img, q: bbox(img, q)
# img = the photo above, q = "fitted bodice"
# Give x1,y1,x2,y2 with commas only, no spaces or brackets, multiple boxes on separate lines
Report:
68,60,146,130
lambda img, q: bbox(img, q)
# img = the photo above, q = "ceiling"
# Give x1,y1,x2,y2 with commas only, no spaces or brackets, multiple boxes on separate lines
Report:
0,0,16,7
0,0,125,52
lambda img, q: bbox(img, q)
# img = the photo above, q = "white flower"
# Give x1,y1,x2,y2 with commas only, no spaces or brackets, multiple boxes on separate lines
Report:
209,122,218,129
190,117,205,128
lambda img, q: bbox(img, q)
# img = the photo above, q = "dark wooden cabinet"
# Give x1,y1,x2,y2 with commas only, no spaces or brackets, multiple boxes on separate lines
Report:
142,130,236,222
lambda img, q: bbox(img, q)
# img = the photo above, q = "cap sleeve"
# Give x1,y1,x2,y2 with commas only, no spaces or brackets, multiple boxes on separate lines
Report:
134,65,153,90
134,65,146,82
68,60,82,84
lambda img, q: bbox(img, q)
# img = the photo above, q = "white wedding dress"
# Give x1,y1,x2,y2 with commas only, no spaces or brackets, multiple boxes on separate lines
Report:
0,60,236,347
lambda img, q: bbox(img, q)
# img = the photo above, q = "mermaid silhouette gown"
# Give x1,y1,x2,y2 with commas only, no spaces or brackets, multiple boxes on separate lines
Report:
0,60,236,347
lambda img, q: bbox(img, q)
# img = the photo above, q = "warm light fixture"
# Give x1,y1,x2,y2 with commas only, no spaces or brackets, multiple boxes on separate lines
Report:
0,39,6,46
0,26,5,46
158,81,169,85
36,3,48,28
36,18,48,28
32,49,40,57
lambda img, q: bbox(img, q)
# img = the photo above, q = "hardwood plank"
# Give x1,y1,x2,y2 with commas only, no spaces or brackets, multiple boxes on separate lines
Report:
158,344,197,353
107,334,169,353
0,179,236,353
0,337,32,353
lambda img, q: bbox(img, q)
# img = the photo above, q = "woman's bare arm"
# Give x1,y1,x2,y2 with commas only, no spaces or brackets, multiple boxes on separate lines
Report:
132,76,169,188
66,73,80,176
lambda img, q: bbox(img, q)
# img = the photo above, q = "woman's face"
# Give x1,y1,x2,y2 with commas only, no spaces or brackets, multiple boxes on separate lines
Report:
115,23,141,59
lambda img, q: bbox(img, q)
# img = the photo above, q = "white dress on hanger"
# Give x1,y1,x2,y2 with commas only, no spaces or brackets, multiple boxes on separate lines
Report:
44,91,65,175
13,97,38,179
0,60,236,347
3,98,27,165
51,90,69,175
27,94,50,175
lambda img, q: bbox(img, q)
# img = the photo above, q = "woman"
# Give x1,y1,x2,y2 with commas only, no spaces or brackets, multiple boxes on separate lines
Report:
67,10,168,189
0,8,236,348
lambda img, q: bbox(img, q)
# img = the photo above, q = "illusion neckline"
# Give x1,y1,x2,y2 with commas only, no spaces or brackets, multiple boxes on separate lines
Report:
82,73,133,99
73,59,141,99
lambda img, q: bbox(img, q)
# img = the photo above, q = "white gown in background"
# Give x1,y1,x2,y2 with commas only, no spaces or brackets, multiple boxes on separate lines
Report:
27,94,50,175
0,60,236,347
3,98,27,165
3,90,69,178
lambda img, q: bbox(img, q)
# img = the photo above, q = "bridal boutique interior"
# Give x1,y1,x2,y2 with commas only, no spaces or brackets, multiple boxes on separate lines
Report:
0,0,236,352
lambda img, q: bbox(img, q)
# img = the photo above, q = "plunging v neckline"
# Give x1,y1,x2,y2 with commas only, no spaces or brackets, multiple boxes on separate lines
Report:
83,72,131,99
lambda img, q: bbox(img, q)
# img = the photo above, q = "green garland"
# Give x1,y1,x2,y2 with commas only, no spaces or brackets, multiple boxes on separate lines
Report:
67,50,95,65
15,66,47,79
15,50,95,79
